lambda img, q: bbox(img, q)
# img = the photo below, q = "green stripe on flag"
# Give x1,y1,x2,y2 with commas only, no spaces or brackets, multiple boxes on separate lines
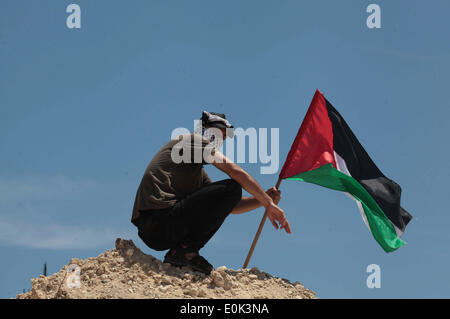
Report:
286,163,405,252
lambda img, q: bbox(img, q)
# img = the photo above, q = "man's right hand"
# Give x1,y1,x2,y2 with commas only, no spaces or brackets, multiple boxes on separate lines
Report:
266,202,292,234
266,187,281,205
211,150,292,234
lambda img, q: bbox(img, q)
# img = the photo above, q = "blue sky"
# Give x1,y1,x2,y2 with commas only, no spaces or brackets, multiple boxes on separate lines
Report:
1,0,449,298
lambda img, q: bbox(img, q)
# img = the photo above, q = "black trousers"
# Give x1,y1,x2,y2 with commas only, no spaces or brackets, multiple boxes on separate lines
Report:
136,179,242,252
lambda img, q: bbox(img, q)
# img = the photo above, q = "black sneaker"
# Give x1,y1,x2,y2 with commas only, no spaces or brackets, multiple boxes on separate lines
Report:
164,248,213,275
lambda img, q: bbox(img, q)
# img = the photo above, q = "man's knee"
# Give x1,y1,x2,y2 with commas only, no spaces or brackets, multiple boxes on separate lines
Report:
136,214,177,251
224,179,242,204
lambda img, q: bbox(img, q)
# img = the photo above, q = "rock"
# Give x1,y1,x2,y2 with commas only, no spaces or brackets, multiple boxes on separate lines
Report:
223,278,232,291
16,238,317,300
216,266,227,273
70,258,81,265
183,273,193,280
184,287,198,297
250,267,260,273
211,272,225,287
198,287,207,297
99,265,108,275
158,286,168,293
125,248,134,257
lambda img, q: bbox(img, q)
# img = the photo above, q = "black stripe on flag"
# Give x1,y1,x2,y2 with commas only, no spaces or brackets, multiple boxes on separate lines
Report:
325,99,412,233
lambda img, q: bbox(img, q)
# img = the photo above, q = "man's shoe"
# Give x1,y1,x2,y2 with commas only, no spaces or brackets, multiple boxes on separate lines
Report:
164,248,213,275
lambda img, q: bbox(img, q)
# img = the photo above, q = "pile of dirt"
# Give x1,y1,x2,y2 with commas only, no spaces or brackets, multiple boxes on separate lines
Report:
16,238,316,299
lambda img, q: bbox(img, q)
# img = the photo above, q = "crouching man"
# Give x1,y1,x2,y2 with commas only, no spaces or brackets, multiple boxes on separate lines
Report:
131,111,291,274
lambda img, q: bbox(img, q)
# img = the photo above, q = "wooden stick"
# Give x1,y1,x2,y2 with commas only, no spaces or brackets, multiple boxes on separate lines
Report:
242,178,282,269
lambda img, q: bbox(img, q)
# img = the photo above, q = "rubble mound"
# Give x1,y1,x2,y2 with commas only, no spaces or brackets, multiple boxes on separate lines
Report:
16,238,317,299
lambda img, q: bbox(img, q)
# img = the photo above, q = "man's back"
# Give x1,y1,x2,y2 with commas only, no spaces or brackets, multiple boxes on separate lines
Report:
131,133,212,225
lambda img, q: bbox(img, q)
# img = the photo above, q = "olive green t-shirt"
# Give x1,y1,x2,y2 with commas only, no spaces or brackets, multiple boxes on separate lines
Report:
131,133,216,225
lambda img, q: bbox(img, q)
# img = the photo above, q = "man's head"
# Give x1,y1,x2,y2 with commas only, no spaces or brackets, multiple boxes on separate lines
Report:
201,111,234,137
195,111,234,148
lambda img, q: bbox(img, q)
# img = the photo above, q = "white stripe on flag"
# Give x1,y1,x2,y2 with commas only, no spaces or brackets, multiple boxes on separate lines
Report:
334,151,370,230
333,151,404,237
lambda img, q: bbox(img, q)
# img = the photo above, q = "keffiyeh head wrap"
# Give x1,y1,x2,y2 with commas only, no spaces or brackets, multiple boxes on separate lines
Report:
194,111,234,149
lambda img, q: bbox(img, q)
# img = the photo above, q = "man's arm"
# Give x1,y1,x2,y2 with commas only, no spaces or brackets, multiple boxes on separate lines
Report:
231,196,261,215
210,151,291,233
231,188,281,215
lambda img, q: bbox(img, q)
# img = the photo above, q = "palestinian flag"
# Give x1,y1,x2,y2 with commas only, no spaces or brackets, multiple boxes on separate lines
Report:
280,90,412,252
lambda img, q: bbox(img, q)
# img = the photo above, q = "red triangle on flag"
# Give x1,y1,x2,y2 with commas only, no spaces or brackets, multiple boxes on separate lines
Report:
279,90,336,179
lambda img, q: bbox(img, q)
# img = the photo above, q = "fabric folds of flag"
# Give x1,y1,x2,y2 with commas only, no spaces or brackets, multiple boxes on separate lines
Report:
280,90,412,252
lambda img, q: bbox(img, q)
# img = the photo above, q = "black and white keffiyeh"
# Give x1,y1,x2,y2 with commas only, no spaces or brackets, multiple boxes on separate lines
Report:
194,111,234,149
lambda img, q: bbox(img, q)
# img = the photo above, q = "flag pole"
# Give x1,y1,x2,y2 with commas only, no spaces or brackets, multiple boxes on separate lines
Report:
242,177,282,269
